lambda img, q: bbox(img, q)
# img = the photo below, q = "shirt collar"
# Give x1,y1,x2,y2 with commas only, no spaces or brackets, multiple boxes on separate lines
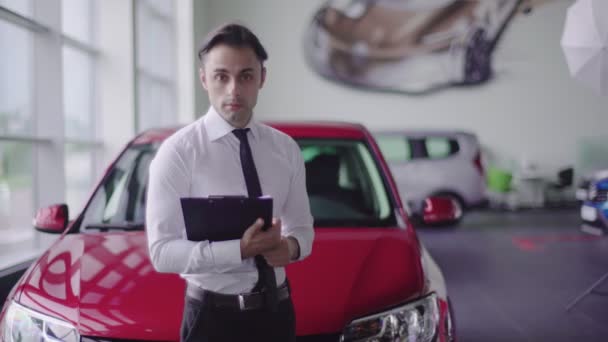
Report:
204,106,259,142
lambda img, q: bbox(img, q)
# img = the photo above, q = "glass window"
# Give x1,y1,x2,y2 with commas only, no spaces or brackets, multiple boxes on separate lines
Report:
0,142,34,235
135,0,176,132
0,21,33,135
65,144,94,218
297,139,395,227
137,74,175,130
61,0,94,43
0,0,32,18
63,46,94,140
425,137,456,159
142,0,173,16
375,135,411,162
61,0,98,220
136,3,173,78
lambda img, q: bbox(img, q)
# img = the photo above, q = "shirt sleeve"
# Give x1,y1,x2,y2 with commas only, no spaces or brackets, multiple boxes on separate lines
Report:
281,139,315,261
146,140,243,274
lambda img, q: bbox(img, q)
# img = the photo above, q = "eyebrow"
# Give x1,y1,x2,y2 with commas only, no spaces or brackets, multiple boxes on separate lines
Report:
212,67,255,74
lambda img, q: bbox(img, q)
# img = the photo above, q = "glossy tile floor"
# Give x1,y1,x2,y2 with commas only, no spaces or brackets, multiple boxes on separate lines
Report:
417,209,608,342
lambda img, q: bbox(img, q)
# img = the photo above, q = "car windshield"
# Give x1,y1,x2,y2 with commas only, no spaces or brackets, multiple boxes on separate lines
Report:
78,137,396,231
80,143,157,232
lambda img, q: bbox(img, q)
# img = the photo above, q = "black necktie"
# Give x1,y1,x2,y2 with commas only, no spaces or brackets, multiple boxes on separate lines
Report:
232,128,278,309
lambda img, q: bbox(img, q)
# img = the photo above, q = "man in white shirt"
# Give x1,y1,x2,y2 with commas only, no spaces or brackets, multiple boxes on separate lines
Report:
146,23,314,341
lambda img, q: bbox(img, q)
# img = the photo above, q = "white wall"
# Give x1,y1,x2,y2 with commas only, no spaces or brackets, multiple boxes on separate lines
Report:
199,0,608,175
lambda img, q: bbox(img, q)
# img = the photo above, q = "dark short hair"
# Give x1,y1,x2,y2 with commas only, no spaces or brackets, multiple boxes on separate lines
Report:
197,23,268,64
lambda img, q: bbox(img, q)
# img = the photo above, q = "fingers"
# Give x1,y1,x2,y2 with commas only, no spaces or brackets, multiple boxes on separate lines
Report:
246,218,265,236
267,217,282,236
262,239,290,267
242,218,283,258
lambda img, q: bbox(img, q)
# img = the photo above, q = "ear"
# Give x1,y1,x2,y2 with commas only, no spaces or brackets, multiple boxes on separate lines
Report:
259,66,266,89
199,67,209,90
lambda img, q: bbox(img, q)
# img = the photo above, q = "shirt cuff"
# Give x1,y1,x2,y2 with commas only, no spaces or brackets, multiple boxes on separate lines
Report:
287,232,309,261
209,239,243,266
287,236,300,261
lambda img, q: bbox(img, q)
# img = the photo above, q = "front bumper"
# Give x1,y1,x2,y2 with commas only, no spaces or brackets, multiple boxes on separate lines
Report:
580,202,608,235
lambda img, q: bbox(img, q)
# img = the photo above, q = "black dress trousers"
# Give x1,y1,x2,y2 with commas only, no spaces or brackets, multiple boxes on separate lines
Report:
180,294,296,342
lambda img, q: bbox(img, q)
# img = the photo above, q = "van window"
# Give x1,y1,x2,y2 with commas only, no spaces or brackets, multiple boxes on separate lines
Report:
375,135,411,162
425,137,458,159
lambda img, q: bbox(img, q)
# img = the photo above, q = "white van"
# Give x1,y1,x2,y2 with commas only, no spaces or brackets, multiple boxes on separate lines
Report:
375,130,487,222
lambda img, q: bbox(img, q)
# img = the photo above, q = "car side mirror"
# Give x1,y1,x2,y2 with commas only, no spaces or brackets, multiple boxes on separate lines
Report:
422,197,462,226
34,204,69,234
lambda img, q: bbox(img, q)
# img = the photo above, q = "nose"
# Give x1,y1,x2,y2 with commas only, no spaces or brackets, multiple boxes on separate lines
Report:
228,78,241,97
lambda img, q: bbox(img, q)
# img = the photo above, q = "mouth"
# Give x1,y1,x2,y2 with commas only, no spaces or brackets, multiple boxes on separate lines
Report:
224,103,243,111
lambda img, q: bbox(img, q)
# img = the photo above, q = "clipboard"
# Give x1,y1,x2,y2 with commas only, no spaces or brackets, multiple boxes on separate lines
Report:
180,195,273,242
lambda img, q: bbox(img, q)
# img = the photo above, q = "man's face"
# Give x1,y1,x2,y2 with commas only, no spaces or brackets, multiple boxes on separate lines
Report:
200,44,266,128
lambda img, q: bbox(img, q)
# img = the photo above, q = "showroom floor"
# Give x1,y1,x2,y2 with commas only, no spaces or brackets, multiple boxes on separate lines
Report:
417,208,608,342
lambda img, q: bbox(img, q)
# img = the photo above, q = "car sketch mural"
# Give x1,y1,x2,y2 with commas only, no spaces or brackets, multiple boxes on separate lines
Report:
303,0,550,94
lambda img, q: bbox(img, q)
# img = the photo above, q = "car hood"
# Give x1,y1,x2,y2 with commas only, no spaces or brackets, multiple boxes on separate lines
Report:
15,227,424,339
287,227,425,336
16,232,184,341
594,178,608,189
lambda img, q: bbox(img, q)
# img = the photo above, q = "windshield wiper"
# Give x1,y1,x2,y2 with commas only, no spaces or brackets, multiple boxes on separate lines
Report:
85,222,145,232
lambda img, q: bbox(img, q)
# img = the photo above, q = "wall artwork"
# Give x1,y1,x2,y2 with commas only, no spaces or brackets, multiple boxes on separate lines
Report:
303,0,550,95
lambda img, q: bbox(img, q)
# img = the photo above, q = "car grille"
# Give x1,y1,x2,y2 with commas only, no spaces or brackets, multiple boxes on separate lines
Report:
297,334,342,342
82,334,342,342
591,189,608,203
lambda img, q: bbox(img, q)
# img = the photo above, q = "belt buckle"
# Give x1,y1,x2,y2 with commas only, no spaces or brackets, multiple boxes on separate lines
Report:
238,294,246,310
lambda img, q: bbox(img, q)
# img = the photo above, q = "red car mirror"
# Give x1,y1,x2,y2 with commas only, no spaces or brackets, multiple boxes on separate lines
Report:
34,204,69,234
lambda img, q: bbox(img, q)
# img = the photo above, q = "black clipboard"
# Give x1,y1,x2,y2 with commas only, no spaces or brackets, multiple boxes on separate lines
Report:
180,196,273,242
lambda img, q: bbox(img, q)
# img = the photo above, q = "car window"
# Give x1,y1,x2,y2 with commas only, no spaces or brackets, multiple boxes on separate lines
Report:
298,139,395,227
375,135,411,162
80,144,156,230
425,137,459,159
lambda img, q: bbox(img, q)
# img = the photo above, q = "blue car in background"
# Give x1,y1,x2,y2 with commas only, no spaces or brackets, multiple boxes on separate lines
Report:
581,172,608,235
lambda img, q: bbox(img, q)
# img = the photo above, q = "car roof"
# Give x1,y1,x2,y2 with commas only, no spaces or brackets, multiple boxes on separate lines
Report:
266,121,367,139
374,129,478,139
131,127,182,145
132,121,368,145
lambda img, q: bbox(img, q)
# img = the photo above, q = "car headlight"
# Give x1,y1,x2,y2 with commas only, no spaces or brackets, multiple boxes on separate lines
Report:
341,293,439,342
0,301,79,342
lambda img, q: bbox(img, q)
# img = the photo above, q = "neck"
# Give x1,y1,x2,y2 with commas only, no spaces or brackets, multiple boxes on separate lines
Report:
231,119,250,129
229,112,253,129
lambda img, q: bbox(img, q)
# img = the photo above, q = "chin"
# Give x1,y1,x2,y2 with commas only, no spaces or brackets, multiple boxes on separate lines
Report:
221,111,248,127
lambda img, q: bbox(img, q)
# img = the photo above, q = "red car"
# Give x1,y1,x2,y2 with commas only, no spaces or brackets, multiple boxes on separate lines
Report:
0,122,456,341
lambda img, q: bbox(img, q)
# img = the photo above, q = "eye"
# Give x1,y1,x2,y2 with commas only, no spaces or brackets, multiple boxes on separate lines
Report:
214,74,228,82
241,73,253,82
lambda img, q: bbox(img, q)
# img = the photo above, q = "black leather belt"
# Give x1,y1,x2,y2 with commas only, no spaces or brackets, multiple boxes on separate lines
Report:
186,282,290,311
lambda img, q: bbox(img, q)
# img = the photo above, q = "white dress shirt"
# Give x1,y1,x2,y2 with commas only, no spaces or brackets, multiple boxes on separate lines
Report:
146,106,314,294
